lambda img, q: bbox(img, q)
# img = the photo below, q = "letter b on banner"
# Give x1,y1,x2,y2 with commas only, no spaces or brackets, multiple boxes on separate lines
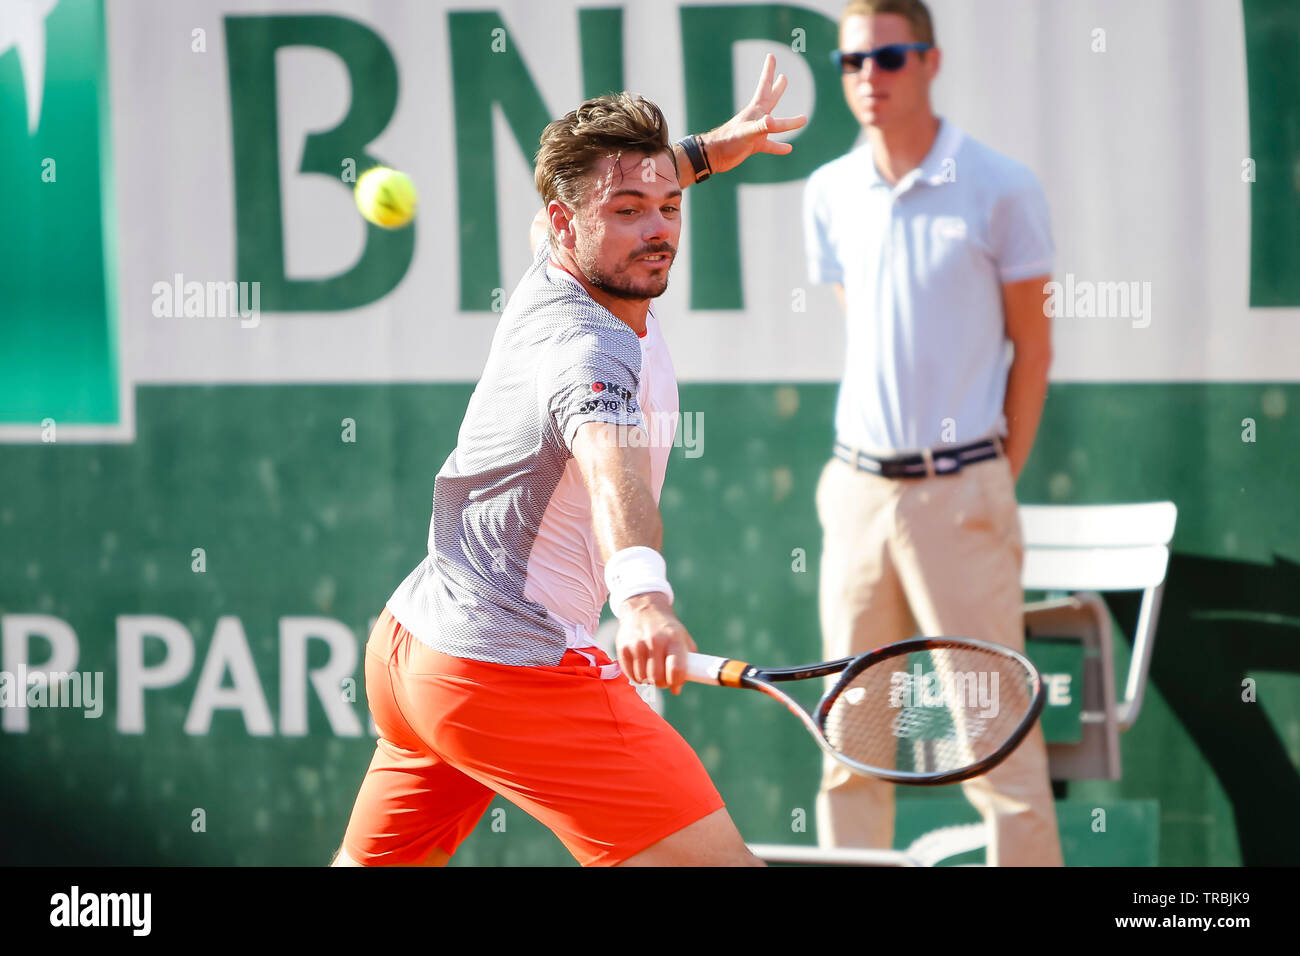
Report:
226,15,414,311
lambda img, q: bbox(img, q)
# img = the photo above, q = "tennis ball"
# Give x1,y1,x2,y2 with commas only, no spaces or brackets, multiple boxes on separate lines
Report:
354,166,418,229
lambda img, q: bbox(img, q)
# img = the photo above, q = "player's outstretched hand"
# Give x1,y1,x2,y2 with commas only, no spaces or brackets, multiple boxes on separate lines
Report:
696,53,807,177
615,592,698,695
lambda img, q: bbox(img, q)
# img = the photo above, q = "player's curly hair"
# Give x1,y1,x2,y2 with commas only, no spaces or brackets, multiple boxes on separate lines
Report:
534,92,677,235
840,0,935,47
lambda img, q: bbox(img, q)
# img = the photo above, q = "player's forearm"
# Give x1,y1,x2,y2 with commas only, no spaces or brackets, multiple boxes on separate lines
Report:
1001,347,1051,482
588,464,664,558
572,422,664,557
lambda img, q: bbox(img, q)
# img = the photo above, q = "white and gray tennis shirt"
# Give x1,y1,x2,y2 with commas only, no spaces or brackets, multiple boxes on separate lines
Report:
386,238,679,667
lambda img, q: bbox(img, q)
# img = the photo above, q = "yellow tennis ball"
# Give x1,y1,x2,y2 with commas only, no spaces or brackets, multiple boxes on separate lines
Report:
354,166,418,229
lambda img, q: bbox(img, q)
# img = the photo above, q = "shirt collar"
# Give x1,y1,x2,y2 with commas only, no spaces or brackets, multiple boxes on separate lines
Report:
860,117,964,192
917,117,964,186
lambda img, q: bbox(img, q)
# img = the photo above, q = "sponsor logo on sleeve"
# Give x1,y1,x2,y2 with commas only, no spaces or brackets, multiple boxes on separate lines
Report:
577,381,637,414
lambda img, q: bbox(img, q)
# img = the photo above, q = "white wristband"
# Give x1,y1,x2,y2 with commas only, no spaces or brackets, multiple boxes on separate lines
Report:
604,546,674,619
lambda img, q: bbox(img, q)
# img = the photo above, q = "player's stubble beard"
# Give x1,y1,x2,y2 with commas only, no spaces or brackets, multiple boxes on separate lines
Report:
575,236,676,302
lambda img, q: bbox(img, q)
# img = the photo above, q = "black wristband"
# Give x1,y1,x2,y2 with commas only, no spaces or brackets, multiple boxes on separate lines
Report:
697,137,714,175
678,135,712,183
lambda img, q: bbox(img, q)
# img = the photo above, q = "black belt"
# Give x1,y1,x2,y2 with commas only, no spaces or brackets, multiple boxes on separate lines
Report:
833,437,1003,479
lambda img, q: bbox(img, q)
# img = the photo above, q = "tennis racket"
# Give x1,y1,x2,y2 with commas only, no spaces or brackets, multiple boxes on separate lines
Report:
685,637,1045,785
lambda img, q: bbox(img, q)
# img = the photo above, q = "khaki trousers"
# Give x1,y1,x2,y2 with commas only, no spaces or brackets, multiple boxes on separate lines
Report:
814,452,1063,866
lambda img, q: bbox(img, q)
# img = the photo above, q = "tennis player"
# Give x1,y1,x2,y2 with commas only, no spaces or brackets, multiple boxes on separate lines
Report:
334,57,804,867
805,0,1062,865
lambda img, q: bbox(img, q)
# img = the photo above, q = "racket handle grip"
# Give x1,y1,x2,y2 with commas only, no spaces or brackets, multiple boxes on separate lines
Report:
685,653,731,685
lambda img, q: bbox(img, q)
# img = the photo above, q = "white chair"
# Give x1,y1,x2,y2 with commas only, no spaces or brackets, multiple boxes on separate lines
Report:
1019,501,1177,779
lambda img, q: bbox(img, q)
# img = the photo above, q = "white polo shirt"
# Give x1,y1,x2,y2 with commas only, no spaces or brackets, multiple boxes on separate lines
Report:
804,118,1053,453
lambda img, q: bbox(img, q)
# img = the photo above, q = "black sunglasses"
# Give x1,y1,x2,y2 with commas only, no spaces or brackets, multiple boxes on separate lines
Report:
830,43,933,73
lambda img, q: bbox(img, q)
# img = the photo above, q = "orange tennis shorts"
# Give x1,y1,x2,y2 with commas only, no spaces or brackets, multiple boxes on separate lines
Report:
341,607,725,866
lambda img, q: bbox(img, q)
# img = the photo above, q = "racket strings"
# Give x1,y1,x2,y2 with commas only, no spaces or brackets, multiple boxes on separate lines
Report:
820,646,1035,775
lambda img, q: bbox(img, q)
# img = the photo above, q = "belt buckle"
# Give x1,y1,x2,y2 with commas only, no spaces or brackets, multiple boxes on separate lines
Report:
934,454,959,474
919,447,936,478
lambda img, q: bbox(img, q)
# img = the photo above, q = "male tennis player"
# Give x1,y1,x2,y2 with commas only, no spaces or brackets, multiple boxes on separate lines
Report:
334,57,804,867
805,0,1062,865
